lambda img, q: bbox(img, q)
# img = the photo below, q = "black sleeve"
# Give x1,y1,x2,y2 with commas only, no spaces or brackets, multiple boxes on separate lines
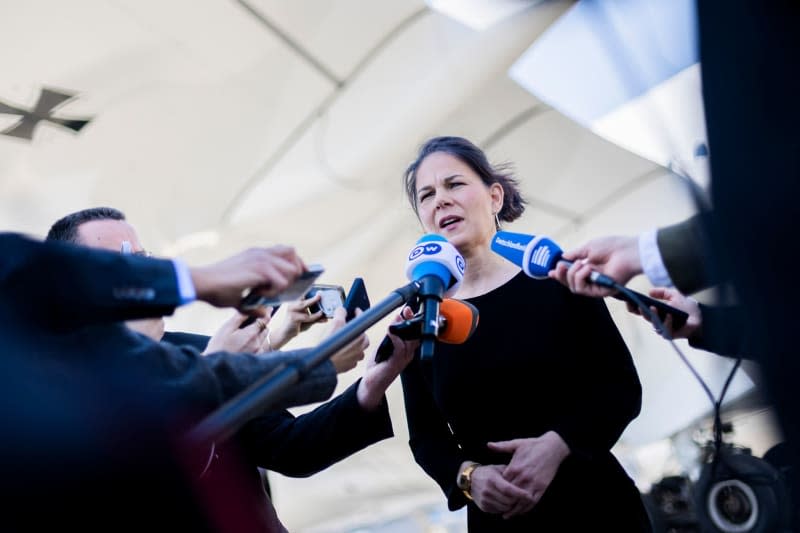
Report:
550,291,642,461
161,332,211,352
1,234,180,329
400,356,469,511
155,332,337,421
240,380,393,477
689,304,753,359
199,349,338,408
156,332,336,409
657,213,718,294
76,327,339,433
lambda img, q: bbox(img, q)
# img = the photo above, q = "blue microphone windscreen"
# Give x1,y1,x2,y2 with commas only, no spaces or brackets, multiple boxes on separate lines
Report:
526,237,563,278
417,233,447,243
491,231,534,267
407,233,463,290
413,234,451,285
412,262,452,286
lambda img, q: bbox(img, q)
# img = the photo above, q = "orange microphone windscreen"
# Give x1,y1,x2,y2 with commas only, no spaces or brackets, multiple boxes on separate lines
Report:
438,299,479,344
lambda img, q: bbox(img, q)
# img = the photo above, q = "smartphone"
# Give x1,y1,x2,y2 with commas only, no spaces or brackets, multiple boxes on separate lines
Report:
306,284,346,318
344,277,370,321
240,264,324,311
610,290,689,329
239,304,281,329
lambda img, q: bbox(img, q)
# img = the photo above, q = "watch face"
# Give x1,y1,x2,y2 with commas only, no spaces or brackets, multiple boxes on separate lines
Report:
457,464,475,490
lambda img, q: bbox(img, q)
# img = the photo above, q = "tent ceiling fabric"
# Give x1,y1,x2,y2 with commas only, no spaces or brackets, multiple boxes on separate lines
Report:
1,0,760,530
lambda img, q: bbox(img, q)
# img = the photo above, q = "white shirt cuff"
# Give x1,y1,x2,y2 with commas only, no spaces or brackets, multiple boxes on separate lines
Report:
638,230,674,288
172,258,196,304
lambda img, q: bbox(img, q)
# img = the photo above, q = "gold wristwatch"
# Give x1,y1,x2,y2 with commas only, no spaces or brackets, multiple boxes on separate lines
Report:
456,462,480,501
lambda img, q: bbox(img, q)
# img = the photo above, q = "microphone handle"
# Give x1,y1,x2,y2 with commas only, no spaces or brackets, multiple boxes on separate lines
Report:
558,259,689,329
376,314,438,362
388,315,424,340
419,297,440,361
375,336,394,363
376,315,452,363
374,299,425,363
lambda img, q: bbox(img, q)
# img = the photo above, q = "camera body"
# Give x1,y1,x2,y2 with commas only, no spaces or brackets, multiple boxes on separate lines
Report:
643,442,794,533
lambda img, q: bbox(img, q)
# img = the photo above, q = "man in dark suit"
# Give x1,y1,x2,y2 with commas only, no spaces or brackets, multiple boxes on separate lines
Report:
43,207,417,530
551,1,800,519
0,232,345,531
46,206,337,357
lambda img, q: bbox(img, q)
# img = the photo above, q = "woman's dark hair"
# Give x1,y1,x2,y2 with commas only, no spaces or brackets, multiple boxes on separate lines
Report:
403,136,526,224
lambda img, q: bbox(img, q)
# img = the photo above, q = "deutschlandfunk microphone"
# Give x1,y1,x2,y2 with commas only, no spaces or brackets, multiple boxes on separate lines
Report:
491,230,688,328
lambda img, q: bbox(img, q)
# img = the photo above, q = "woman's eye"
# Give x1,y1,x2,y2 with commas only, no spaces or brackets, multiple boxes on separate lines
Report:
419,192,432,202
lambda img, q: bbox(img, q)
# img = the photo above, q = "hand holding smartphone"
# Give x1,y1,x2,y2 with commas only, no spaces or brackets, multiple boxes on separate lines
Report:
240,264,324,311
303,277,371,321
306,284,346,318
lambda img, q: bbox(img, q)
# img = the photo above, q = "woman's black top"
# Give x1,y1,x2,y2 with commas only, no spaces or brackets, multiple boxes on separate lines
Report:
401,272,651,531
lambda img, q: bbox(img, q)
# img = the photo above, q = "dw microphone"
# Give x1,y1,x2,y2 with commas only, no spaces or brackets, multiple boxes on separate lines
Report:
404,234,465,360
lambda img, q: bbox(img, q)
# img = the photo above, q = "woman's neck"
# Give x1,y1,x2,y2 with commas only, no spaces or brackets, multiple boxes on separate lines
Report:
456,242,520,299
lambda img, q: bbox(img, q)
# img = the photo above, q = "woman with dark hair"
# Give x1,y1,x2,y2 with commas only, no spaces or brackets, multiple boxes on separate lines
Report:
398,136,651,531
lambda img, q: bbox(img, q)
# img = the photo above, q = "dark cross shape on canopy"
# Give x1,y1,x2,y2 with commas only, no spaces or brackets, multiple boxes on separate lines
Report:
0,88,92,141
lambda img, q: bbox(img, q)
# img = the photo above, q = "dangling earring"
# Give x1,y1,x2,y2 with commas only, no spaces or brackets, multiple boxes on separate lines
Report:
494,211,501,230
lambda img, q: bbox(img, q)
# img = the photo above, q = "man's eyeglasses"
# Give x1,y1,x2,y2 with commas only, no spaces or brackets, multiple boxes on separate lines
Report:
120,240,151,257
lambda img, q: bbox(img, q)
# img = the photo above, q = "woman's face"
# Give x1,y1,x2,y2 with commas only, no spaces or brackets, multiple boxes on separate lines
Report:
414,151,502,252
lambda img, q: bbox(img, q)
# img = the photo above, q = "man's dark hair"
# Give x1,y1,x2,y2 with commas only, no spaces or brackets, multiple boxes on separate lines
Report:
46,207,126,243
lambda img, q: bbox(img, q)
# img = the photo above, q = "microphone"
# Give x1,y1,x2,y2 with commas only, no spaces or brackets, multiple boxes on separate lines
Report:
491,231,689,328
404,234,465,360
374,299,479,363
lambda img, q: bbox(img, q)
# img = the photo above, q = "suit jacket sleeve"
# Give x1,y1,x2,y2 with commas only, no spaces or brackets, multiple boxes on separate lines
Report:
656,213,718,294
240,379,393,477
161,331,211,352
1,234,180,329
689,304,753,359
153,333,337,416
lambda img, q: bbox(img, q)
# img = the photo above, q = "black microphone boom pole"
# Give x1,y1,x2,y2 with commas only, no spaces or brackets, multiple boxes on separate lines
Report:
186,280,421,448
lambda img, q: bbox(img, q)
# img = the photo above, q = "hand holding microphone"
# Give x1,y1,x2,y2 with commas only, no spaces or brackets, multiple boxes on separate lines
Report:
357,306,418,411
374,298,480,362
491,231,688,329
550,235,642,298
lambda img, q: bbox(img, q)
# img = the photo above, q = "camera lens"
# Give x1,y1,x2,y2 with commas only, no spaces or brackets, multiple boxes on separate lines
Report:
707,479,758,531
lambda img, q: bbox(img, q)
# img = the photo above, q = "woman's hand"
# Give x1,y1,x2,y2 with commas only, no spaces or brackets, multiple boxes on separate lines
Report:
469,464,533,515
487,431,570,518
327,307,369,374
204,311,271,354
268,293,327,349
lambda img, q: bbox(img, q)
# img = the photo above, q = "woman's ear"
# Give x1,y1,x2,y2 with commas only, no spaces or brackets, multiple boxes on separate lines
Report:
490,182,504,215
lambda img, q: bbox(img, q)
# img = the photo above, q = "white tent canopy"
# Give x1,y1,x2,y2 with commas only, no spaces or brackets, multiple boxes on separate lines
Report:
1,1,771,530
